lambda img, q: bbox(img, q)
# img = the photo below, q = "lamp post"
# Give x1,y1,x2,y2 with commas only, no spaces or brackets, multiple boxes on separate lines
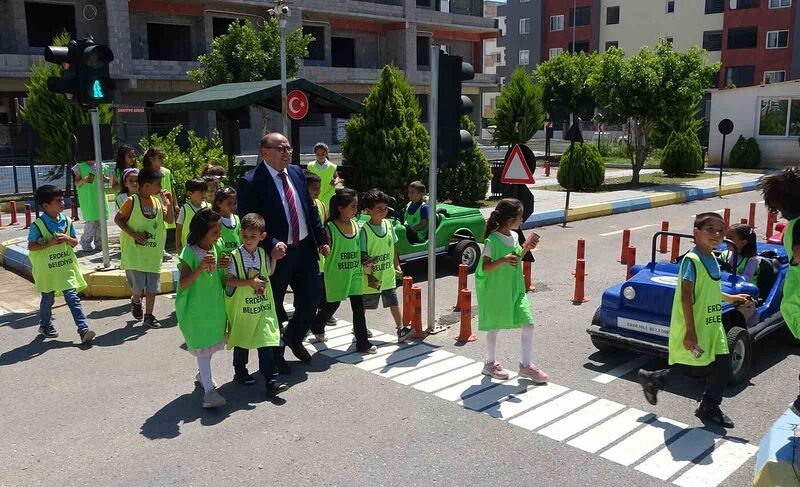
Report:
268,0,291,135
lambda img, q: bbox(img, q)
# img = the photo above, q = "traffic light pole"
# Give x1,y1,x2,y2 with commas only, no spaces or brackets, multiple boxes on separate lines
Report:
90,108,110,268
426,45,439,334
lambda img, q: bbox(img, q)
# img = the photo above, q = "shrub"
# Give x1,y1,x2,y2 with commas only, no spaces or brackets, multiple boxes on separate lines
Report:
557,142,605,191
660,130,703,176
728,135,761,169
438,116,492,207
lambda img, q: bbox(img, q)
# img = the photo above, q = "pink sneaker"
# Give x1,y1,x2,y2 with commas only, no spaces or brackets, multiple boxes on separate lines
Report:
482,361,510,380
519,363,549,384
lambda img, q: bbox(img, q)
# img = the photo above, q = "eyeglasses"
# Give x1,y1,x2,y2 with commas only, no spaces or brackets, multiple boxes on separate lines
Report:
264,145,293,153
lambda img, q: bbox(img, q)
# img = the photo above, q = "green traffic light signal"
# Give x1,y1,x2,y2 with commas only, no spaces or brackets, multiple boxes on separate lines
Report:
91,79,104,99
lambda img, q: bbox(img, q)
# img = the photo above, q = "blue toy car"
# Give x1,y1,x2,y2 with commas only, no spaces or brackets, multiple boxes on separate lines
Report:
587,231,789,385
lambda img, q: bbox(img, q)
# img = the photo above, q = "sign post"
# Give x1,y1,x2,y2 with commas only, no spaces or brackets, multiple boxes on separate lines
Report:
90,108,110,268
427,45,439,334
717,118,734,190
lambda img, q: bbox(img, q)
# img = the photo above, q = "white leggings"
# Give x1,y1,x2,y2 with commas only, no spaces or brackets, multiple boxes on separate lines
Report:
197,354,215,393
486,325,535,367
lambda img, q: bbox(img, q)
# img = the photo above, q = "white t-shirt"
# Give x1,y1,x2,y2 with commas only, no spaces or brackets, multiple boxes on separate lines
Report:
176,201,208,225
482,231,517,258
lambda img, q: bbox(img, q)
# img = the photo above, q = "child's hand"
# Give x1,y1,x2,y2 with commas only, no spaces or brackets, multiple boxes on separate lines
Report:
202,253,216,272
53,233,68,244
522,232,540,252
250,277,265,292
682,330,698,352
318,244,330,257
394,265,403,277
728,293,754,306
86,174,95,183
132,231,149,245
502,253,519,267
159,190,171,206
218,254,231,269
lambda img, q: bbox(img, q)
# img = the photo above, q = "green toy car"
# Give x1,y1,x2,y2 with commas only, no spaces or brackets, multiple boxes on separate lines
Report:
357,202,486,272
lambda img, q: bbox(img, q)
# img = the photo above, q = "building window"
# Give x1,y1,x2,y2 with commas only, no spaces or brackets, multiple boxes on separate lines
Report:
147,23,192,61
519,18,531,35
605,41,618,51
763,70,786,84
734,0,760,8
702,30,723,51
550,15,564,32
519,49,530,65
498,17,507,36
766,30,789,49
757,98,800,136
727,27,758,49
304,25,325,61
665,37,674,45
212,18,239,39
725,65,755,87
417,36,430,67
331,37,355,68
549,47,563,58
607,6,620,24
705,0,725,13
569,41,590,53
496,52,503,63
769,0,791,7
25,2,77,48
665,0,675,13
569,7,591,26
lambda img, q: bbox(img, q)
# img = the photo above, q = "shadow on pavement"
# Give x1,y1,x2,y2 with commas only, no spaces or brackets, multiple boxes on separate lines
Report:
0,335,78,366
86,303,133,320
0,311,39,330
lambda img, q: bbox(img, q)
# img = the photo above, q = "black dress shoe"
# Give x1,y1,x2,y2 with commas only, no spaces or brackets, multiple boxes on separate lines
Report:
695,402,734,428
266,379,289,397
276,356,291,375
286,340,312,363
233,371,257,386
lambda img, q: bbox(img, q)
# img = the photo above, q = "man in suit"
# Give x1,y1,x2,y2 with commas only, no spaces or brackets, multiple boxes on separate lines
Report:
238,133,330,369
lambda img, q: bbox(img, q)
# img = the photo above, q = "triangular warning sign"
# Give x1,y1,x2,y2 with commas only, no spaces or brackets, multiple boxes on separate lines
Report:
501,144,535,184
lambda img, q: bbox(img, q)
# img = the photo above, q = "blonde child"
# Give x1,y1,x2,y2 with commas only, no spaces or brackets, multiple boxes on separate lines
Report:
310,188,376,353
115,168,138,210
142,147,178,250
115,167,174,327
224,213,288,396
176,178,210,251
213,187,241,256
176,208,231,409
476,198,549,383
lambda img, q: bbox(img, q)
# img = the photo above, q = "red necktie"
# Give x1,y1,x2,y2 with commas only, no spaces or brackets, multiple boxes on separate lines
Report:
278,172,300,244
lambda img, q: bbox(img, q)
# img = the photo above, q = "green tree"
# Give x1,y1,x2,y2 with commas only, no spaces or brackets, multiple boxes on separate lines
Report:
536,51,598,121
342,65,429,203
438,115,491,206
556,142,605,191
660,129,703,176
21,31,113,167
728,135,761,169
590,40,719,183
490,68,545,147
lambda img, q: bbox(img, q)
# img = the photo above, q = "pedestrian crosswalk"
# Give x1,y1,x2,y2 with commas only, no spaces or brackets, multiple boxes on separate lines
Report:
305,321,757,486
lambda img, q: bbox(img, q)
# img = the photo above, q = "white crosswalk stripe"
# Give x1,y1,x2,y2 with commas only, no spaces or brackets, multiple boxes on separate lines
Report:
320,317,757,486
591,355,653,384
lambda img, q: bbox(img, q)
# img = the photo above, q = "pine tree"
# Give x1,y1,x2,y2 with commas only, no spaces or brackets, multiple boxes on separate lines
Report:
490,68,545,147
342,65,429,203
438,115,491,206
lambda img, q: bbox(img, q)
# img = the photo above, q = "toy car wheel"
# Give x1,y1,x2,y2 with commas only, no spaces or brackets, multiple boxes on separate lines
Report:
590,308,618,353
451,240,481,273
726,326,752,386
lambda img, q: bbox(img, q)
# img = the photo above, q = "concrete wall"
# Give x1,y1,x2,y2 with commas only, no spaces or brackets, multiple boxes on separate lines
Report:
709,80,800,167
128,11,205,60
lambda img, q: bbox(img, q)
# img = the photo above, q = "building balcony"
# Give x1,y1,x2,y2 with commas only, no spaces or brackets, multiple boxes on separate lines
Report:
130,59,200,80
0,54,43,77
300,0,405,20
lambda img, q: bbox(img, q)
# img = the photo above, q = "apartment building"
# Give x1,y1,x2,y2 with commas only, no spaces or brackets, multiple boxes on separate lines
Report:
498,0,800,90
481,0,505,139
0,0,498,154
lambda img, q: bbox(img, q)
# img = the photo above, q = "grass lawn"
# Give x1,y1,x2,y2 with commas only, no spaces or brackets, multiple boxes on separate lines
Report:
539,171,719,193
602,156,661,168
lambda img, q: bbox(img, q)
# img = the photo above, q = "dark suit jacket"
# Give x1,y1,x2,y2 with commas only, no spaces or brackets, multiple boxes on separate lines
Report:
237,162,327,254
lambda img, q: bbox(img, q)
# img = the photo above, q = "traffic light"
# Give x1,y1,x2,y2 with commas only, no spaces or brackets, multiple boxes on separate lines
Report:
436,51,474,168
44,36,114,106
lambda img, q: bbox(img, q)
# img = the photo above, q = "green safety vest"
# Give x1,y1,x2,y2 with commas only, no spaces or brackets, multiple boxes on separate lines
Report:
157,168,176,229
180,201,209,248
361,220,396,294
668,251,729,366
29,217,86,295
175,245,227,351
404,201,428,241
225,246,280,349
783,217,800,338
217,214,242,256
315,199,328,269
120,194,167,274
76,162,109,221
475,232,533,330
720,250,760,284
307,161,337,207
323,219,363,302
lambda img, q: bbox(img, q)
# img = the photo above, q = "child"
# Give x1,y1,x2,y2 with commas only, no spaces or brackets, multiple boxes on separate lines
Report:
28,185,95,343
213,187,241,256
476,198,548,383
72,158,110,252
759,167,800,412
176,178,210,251
358,188,411,343
306,142,339,207
115,168,138,210
310,188,376,353
115,167,175,328
638,212,751,428
306,172,336,328
112,144,136,191
404,181,429,244
201,164,227,203
224,213,288,396
142,147,178,250
720,223,759,283
176,208,230,409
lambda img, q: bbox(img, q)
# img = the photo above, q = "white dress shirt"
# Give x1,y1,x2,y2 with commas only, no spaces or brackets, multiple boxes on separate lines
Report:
264,161,308,244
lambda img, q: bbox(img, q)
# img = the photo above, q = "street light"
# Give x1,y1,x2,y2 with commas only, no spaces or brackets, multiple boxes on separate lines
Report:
267,0,291,135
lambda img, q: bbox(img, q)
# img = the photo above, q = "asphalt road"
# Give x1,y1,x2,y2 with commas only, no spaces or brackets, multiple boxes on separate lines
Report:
0,190,790,487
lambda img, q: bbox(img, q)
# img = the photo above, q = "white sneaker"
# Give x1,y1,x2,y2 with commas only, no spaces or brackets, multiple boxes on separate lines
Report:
195,372,218,389
202,388,227,409
362,345,378,354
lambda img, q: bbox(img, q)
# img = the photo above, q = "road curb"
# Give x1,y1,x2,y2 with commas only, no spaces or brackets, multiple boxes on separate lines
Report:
754,408,800,486
0,237,179,298
521,180,759,229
